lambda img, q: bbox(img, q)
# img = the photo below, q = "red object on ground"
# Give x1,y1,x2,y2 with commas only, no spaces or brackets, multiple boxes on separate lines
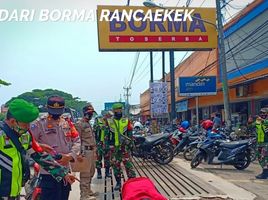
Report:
122,177,168,200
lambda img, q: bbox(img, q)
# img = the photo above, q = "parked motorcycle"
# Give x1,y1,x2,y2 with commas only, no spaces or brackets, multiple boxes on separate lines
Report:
132,133,174,164
191,138,252,170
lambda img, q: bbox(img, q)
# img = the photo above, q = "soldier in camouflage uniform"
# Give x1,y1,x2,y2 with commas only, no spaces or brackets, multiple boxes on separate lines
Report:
249,107,268,179
94,112,112,179
107,103,136,191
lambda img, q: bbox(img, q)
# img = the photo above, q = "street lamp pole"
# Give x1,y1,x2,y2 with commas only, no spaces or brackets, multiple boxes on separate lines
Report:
216,0,231,129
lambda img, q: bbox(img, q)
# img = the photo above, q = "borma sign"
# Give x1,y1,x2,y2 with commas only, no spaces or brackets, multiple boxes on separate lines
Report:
97,6,217,51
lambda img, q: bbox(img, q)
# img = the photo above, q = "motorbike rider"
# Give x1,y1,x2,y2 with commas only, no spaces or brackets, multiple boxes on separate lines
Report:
248,107,268,179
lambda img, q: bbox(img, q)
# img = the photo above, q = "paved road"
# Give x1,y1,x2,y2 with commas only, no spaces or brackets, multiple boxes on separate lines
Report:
197,161,268,200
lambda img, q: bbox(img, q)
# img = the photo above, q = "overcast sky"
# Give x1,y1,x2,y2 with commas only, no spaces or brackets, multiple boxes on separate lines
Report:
0,0,254,113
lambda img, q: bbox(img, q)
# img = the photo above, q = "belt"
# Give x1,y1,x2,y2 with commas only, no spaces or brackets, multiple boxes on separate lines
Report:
84,145,94,150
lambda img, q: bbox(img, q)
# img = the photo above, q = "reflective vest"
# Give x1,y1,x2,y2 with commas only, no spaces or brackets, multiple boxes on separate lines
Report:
95,118,106,142
107,118,128,146
256,119,268,143
0,129,30,197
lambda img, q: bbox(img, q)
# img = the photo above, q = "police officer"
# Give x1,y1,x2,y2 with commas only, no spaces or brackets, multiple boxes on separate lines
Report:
94,112,111,179
75,104,97,200
107,103,136,190
31,96,81,200
0,99,76,200
250,107,268,179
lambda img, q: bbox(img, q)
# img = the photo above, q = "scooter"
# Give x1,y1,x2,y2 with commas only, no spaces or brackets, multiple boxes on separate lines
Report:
191,137,252,170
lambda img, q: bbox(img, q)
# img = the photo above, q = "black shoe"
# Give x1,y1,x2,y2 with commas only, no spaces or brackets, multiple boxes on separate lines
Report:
105,168,111,178
256,169,268,179
114,182,121,191
97,169,102,179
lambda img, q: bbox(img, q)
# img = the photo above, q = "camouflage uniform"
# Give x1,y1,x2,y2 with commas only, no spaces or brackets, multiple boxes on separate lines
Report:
107,117,136,187
94,117,111,178
75,118,97,200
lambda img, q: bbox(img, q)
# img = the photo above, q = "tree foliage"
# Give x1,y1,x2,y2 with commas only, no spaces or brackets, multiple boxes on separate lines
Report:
6,89,88,114
0,113,5,121
0,79,11,86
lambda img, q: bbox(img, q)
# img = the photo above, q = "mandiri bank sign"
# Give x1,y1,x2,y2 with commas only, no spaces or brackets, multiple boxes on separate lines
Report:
97,6,217,51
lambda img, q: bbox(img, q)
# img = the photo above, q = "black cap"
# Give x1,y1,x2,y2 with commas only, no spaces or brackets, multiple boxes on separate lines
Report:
47,96,65,115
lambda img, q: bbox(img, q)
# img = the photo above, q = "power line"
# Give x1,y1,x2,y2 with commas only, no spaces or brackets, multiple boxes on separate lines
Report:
128,52,140,88
200,0,206,7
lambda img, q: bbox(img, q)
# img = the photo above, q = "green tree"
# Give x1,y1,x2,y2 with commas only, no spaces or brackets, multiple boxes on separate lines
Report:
0,79,11,86
0,113,5,121
6,89,88,115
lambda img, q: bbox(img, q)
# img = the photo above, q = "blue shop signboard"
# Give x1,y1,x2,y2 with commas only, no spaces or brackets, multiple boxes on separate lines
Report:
176,100,188,112
104,102,125,111
178,76,217,96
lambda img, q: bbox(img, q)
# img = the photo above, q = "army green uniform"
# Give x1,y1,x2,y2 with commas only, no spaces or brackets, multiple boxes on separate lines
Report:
94,117,110,177
107,117,136,184
75,118,96,200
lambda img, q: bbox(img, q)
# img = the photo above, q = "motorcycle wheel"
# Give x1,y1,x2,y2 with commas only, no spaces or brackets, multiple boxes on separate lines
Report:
191,151,204,168
183,146,198,161
233,153,251,170
248,146,257,162
153,143,174,165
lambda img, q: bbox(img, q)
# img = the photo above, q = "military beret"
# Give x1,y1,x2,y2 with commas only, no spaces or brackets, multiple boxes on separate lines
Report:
9,99,39,123
112,103,123,110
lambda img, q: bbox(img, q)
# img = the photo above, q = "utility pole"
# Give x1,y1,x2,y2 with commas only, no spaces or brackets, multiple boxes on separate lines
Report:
162,51,165,81
124,86,131,116
150,51,154,82
216,0,231,129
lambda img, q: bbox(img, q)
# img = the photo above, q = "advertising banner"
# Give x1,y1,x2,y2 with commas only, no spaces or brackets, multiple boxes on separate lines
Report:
150,82,168,118
178,76,217,96
97,6,217,51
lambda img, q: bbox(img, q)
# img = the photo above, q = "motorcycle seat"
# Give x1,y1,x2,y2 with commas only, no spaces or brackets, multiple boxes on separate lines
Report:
219,140,249,148
189,136,199,141
145,133,167,144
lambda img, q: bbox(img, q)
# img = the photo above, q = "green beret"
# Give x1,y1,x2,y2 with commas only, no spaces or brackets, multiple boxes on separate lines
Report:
9,99,39,123
112,103,123,110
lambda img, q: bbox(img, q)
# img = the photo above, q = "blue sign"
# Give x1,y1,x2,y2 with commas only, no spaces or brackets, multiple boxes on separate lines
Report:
104,102,125,111
178,76,217,96
176,100,188,112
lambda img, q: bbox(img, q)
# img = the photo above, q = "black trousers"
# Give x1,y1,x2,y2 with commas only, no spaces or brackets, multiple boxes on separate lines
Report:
40,175,71,200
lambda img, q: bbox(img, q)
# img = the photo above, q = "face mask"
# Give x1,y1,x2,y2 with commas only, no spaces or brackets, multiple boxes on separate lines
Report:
13,121,28,135
85,113,93,120
51,114,61,120
114,112,122,119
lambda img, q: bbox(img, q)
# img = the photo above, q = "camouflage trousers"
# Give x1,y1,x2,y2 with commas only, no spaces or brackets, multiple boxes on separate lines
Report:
111,145,136,181
256,143,268,169
96,142,110,169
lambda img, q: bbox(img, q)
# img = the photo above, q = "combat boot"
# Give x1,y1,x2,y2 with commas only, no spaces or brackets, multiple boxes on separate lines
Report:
114,179,121,191
105,167,111,178
97,168,102,179
256,169,268,179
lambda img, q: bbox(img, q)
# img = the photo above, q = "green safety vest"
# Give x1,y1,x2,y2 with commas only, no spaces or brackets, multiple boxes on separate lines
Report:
256,120,268,143
0,130,30,197
107,118,128,146
95,118,106,142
